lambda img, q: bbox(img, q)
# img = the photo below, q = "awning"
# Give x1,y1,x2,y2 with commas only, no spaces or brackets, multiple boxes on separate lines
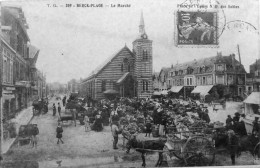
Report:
191,85,213,95
103,89,119,94
244,92,260,104
170,86,183,93
15,81,31,88
116,72,130,84
153,91,161,95
161,90,168,95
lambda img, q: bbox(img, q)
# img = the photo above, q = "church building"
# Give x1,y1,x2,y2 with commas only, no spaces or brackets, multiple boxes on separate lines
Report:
80,13,153,100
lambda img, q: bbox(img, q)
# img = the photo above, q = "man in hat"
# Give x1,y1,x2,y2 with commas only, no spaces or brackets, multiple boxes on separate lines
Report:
252,117,259,137
227,129,238,165
226,115,233,130
203,108,210,123
31,124,39,148
233,112,241,133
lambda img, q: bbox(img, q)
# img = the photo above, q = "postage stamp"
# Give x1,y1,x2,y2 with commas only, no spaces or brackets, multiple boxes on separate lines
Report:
176,11,218,47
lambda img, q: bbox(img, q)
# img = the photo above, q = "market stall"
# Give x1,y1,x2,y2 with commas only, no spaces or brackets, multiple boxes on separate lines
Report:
243,92,260,134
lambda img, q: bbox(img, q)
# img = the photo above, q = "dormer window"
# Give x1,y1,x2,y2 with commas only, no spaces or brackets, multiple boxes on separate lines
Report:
171,72,174,77
202,66,205,73
217,64,224,71
179,70,183,75
143,50,148,60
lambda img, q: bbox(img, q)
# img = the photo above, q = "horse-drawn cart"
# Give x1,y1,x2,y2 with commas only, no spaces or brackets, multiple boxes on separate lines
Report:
32,99,48,115
17,124,38,146
164,127,216,166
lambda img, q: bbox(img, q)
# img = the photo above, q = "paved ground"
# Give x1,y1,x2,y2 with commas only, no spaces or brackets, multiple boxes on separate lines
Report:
1,98,258,167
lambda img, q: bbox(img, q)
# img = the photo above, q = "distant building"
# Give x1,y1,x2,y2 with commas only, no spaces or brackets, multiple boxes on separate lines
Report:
248,59,260,92
157,68,171,91
152,72,160,91
67,79,79,93
80,12,153,100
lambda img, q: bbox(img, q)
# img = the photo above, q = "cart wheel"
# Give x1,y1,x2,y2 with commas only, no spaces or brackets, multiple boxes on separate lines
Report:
163,145,183,167
182,136,215,166
253,142,260,158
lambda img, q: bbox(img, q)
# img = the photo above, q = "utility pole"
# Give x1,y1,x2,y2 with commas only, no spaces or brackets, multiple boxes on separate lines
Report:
237,45,241,65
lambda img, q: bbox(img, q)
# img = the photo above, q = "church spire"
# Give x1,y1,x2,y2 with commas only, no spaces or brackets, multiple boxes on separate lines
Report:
139,11,147,39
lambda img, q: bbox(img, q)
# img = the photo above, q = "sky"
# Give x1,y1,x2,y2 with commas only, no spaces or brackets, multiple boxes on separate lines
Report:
2,0,260,83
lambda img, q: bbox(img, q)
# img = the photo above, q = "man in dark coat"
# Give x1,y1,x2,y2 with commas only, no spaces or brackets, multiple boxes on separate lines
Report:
233,113,240,133
204,109,210,123
252,117,259,137
53,103,56,116
58,103,61,117
226,115,233,130
227,130,238,165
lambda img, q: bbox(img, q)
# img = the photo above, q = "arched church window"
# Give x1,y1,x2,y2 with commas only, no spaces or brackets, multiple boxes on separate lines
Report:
121,64,124,72
142,80,149,91
102,80,106,92
143,50,148,60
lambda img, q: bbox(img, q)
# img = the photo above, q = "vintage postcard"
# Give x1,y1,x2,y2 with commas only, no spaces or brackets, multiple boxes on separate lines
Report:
0,0,260,167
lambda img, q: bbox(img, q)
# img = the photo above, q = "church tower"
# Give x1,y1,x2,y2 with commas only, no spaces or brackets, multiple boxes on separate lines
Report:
133,12,153,98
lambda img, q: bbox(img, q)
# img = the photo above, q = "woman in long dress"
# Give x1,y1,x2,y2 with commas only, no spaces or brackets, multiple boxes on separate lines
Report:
93,111,103,132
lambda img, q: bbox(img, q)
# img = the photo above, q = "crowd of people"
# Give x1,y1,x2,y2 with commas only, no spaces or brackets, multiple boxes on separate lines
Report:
77,96,215,149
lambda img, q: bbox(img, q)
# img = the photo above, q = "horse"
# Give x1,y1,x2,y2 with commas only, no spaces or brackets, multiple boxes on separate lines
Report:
125,133,167,167
212,130,260,161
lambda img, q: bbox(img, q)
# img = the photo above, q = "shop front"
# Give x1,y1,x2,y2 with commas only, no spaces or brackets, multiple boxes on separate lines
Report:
2,86,16,119
243,92,260,134
15,81,31,111
1,86,16,140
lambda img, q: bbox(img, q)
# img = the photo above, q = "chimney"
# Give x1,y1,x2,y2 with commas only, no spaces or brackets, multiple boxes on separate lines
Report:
171,64,173,68
230,54,235,70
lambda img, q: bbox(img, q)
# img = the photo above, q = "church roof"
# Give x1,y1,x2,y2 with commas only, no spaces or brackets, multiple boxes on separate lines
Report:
82,45,134,82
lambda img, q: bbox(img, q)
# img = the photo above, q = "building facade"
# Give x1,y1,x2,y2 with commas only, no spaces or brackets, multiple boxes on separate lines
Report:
159,52,246,99
0,5,45,143
68,79,79,93
247,59,260,92
80,13,153,100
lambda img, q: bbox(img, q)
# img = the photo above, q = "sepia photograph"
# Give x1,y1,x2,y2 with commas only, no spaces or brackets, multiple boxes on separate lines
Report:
0,0,260,167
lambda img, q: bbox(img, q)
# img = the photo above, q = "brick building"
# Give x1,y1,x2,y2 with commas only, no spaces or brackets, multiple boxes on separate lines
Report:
80,12,153,100
0,5,45,143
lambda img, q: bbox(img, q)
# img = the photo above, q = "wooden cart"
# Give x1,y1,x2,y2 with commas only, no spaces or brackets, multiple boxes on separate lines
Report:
164,126,216,166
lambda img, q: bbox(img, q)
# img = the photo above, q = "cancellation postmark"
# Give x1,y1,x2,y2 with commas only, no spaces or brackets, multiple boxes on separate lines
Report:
176,11,218,46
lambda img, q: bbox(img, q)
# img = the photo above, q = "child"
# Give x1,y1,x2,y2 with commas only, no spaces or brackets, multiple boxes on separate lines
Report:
56,122,64,144
84,115,90,132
